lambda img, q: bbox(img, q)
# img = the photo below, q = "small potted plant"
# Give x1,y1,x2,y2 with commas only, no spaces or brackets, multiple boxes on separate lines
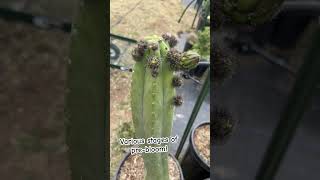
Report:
180,122,210,180
180,106,235,180
114,33,200,180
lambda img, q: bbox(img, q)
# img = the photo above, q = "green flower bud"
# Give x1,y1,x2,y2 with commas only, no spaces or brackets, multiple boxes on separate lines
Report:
179,51,200,70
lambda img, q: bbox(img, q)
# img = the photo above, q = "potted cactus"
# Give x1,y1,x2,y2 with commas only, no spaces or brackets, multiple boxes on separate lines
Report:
179,107,235,180
114,33,200,180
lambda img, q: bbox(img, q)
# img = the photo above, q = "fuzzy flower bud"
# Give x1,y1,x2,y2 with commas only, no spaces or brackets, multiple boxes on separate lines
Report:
179,51,200,70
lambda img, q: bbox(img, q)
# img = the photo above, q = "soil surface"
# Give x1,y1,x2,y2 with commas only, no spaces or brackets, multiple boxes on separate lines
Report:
111,0,197,39
194,124,210,166
110,69,133,176
118,154,181,180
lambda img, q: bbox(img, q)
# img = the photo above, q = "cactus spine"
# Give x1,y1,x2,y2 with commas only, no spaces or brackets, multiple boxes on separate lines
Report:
131,34,199,180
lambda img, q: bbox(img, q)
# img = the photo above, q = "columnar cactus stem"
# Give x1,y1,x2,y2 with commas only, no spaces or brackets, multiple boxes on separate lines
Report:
66,1,107,180
131,34,199,180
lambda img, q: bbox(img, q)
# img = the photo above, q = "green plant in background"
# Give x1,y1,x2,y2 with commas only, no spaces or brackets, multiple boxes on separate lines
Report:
131,33,200,180
192,27,210,60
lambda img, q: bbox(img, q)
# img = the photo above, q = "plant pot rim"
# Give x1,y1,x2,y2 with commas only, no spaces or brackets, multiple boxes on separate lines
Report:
190,121,210,172
114,152,184,180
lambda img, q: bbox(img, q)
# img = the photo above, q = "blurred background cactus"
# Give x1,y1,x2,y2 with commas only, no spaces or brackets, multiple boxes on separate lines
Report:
223,0,285,25
212,1,320,180
212,0,290,145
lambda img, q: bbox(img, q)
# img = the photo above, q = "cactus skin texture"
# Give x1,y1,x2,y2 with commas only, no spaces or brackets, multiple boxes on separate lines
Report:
131,34,199,180
223,0,285,25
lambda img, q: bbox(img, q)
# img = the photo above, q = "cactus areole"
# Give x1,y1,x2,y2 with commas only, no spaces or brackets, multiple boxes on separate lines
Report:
130,34,199,180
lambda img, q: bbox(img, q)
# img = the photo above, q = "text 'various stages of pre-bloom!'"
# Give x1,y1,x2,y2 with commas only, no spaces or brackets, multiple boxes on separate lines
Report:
119,136,179,146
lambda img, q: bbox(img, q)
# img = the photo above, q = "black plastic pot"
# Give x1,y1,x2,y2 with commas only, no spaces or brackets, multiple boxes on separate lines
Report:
114,152,184,180
189,59,209,78
181,122,210,180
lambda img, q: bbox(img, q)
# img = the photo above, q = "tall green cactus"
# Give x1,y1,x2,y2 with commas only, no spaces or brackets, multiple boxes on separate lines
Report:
66,1,107,180
131,34,199,180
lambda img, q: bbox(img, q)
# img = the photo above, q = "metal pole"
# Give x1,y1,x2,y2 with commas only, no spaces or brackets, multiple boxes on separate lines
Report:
175,69,210,159
110,33,137,43
191,0,203,28
256,28,320,180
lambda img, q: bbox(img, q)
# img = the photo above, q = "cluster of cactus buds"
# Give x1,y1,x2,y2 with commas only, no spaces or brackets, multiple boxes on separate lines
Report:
172,75,183,87
147,56,161,77
133,36,200,73
131,33,200,180
167,49,182,71
213,45,236,86
162,33,178,47
173,95,183,106
211,106,235,145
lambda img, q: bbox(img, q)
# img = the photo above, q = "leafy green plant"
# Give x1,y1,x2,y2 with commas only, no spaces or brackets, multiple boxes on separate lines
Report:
192,27,210,60
130,33,200,180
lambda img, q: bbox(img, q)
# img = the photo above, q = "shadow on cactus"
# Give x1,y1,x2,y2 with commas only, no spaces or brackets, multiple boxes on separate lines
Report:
130,33,200,180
